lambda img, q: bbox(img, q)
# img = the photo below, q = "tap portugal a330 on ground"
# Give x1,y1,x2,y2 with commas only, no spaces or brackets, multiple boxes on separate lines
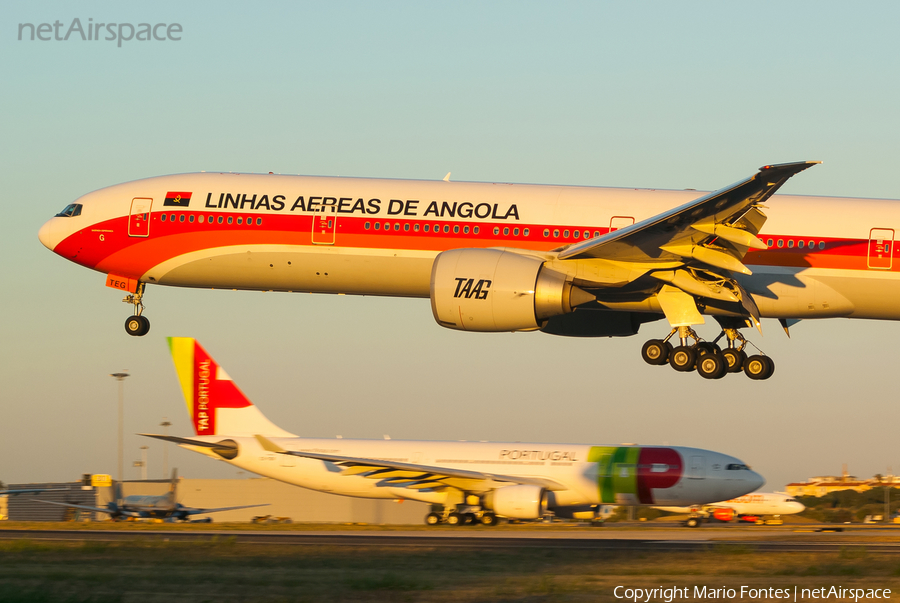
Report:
141,338,764,526
38,162,900,380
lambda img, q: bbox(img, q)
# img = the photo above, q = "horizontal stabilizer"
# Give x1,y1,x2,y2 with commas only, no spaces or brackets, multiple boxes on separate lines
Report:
140,433,237,450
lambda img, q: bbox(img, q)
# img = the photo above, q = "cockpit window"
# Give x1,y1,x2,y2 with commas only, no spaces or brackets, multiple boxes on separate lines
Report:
56,203,83,217
726,463,750,471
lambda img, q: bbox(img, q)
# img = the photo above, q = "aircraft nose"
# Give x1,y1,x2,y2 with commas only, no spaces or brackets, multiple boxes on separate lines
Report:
38,219,58,251
747,469,766,491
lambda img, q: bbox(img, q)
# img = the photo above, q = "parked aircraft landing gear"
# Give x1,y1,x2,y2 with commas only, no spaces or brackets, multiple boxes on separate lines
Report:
640,326,774,380
424,505,499,527
123,283,150,337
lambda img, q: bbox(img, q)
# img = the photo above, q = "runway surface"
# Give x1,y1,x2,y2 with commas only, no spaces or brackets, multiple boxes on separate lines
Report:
3,526,900,552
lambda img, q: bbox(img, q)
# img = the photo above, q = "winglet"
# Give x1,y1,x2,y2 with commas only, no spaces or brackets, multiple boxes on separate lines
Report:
443,172,451,182
255,434,286,454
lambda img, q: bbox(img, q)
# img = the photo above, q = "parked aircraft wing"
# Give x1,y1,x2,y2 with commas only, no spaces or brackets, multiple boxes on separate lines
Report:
1,488,68,495
557,161,819,265
254,435,567,491
35,499,139,517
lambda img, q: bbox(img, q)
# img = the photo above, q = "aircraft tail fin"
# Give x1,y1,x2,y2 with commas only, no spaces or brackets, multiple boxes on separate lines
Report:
167,338,295,438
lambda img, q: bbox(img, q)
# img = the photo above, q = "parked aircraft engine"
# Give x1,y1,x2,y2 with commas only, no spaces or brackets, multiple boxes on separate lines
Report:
712,508,735,522
430,249,594,332
483,485,547,519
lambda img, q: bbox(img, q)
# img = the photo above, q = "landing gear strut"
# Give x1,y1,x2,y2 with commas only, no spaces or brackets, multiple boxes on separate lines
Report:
640,325,774,380
123,283,150,337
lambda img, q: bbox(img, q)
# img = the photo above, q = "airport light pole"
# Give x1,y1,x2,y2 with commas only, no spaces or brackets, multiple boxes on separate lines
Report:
110,372,130,482
160,418,171,477
140,446,149,480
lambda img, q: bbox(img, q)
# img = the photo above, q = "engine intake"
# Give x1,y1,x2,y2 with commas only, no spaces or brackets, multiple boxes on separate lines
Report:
430,249,594,332
483,485,547,519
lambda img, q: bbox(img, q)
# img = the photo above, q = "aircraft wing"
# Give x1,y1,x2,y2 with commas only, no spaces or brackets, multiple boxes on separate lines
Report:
254,435,567,492
1,488,68,496
553,161,819,329
558,161,819,265
181,503,269,516
35,499,138,517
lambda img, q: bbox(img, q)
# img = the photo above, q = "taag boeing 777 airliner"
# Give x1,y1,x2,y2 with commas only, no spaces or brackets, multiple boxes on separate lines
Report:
39,162,900,379
141,338,764,526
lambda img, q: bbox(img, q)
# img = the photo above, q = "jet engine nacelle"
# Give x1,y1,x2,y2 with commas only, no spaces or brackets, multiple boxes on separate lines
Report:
430,249,594,332
483,485,547,520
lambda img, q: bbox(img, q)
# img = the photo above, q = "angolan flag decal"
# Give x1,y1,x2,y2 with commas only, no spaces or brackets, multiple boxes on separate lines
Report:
164,191,192,207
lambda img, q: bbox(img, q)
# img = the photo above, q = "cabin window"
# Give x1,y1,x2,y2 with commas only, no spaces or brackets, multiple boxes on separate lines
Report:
524,228,530,237
189,215,195,223
563,230,569,238
404,223,410,231
237,217,242,225
453,225,459,233
179,214,186,223
160,214,167,222
819,241,825,250
256,218,262,225
797,240,804,249
543,229,550,237
474,226,480,234
503,227,509,236
767,238,773,247
423,224,430,232
777,239,783,248
553,229,560,238
227,217,233,224
374,222,380,230
198,215,204,224
443,225,450,233
493,227,500,235
365,222,370,230
463,225,469,234
787,240,794,248
394,223,400,231
808,240,815,249
414,224,420,232
594,231,600,237
573,230,579,239
513,227,519,236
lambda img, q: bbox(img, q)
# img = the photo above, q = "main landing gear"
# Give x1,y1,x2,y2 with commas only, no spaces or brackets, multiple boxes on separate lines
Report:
425,506,498,527
641,326,774,380
123,283,150,337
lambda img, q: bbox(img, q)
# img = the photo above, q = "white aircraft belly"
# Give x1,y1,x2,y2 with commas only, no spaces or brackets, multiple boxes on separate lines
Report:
147,244,435,297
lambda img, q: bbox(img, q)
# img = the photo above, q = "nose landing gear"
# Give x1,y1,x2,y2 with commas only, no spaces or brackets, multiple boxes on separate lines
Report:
123,283,150,337
640,326,774,380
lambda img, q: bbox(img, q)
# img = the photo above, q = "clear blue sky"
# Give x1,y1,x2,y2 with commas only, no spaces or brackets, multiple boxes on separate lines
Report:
2,1,899,489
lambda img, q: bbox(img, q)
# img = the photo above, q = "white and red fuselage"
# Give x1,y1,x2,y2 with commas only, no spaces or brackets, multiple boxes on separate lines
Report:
38,172,900,323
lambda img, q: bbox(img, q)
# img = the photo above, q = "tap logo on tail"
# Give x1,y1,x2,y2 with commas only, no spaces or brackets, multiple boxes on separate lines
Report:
168,337,252,435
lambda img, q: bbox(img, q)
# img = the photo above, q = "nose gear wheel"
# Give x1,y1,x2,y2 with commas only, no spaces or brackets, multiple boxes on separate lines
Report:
123,282,150,337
